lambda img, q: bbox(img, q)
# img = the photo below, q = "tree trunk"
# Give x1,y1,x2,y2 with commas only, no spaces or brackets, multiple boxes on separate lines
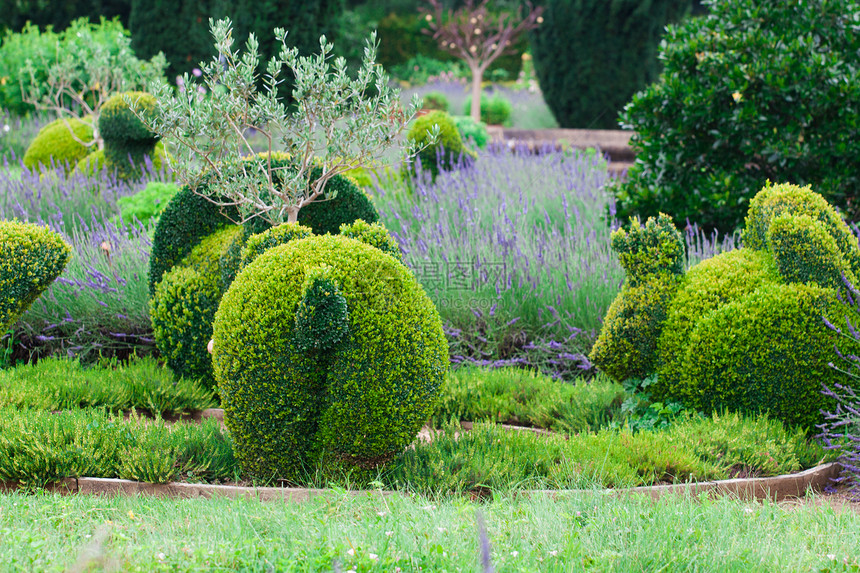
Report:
470,64,483,123
286,206,300,224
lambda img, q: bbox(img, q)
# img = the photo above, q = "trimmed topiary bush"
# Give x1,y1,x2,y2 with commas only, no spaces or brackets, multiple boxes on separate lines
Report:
292,167,380,236
150,225,242,389
240,222,314,269
212,233,447,481
462,93,513,126
115,181,179,228
338,219,403,263
405,110,474,181
75,142,169,178
613,0,860,233
422,91,450,112
0,221,72,331
592,182,860,430
452,115,489,150
22,117,94,173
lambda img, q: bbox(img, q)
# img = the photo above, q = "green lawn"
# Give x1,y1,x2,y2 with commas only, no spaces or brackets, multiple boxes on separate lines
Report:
1,489,858,571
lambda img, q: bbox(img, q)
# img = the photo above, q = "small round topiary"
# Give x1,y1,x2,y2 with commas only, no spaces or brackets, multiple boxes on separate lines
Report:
0,220,72,331
212,233,447,481
679,282,843,430
463,93,513,126
452,115,489,150
23,118,94,174
99,91,158,144
406,110,473,181
150,225,242,389
294,167,380,236
422,91,450,112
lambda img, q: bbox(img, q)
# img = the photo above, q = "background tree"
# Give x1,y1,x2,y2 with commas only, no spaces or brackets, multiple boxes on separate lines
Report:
135,18,433,227
421,0,543,122
528,0,692,129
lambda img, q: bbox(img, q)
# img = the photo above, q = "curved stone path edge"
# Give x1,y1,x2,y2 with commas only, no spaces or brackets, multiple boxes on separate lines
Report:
0,466,841,504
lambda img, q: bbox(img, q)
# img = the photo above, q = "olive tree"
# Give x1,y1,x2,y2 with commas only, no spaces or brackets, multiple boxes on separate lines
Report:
131,18,433,227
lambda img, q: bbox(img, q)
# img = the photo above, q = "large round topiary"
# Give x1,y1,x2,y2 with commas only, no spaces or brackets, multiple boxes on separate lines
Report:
405,110,473,181
212,233,447,481
150,225,242,389
74,141,170,179
0,221,72,331
679,282,844,430
22,117,94,174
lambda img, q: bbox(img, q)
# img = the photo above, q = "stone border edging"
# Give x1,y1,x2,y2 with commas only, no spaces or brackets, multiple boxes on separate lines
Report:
0,463,840,504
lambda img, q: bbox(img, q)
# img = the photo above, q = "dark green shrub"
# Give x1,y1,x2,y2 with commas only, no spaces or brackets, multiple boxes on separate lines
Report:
74,142,169,177
147,184,239,295
613,0,860,233
294,167,380,236
22,117,94,173
405,110,473,180
338,219,402,263
528,0,691,129
115,181,179,227
0,220,72,331
129,0,344,88
452,115,489,150
150,226,242,389
212,233,447,481
463,93,513,126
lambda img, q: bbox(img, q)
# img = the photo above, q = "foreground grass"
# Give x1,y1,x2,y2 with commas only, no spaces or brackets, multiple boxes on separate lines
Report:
0,490,858,571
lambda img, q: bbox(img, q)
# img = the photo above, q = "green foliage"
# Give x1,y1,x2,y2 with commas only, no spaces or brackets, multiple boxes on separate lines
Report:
0,221,71,331
676,283,841,430
99,91,160,180
463,93,513,126
74,141,169,178
430,366,624,434
451,115,489,150
529,0,691,129
239,222,313,268
293,267,350,353
422,91,450,112
390,411,829,493
213,234,447,481
0,356,217,416
768,213,857,289
0,407,235,488
150,226,242,390
613,375,689,433
338,219,402,263
742,182,860,273
588,275,680,383
148,185,239,296
22,117,94,173
613,0,860,233
610,214,685,286
116,181,179,227
654,248,780,399
406,110,471,180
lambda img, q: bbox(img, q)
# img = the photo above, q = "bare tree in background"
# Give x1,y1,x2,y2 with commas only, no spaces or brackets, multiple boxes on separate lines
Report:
421,0,543,122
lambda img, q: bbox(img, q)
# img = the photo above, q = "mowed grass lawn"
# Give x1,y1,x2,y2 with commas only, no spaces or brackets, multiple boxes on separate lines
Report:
1,489,858,571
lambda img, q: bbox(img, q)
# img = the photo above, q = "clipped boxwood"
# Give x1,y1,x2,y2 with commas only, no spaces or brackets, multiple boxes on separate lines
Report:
115,181,180,228
405,110,474,181
0,221,72,331
22,117,94,174
150,226,242,389
452,115,489,150
97,91,160,180
593,182,858,430
213,233,447,481
338,219,403,263
680,283,843,430
463,93,513,126
75,141,170,179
